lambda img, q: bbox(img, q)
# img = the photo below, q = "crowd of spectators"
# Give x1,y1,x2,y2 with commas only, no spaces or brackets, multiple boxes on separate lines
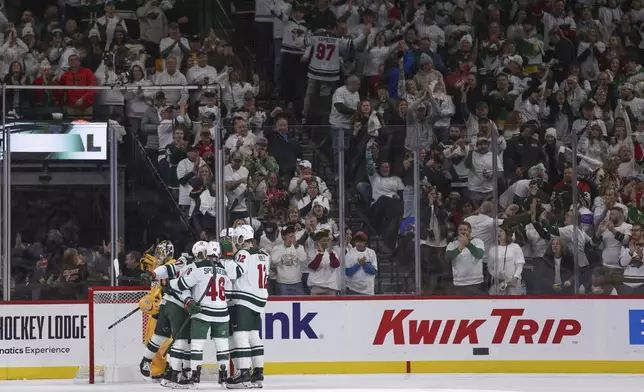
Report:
5,0,644,299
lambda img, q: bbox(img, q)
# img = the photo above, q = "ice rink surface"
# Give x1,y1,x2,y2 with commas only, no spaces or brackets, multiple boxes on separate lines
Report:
0,374,642,392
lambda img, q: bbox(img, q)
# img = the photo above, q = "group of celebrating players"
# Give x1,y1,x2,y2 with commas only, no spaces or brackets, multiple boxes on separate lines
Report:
134,225,269,389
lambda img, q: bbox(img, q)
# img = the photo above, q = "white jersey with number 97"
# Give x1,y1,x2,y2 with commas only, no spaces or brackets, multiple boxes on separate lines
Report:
228,248,269,313
305,32,352,82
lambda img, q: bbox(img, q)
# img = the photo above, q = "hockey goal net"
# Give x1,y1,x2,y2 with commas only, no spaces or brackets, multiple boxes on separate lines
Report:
77,286,226,383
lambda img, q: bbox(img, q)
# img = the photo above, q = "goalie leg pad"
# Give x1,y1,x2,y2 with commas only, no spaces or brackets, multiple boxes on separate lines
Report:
248,330,264,369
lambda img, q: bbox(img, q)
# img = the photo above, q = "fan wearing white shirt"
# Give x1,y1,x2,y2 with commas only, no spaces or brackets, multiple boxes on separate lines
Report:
328,76,361,173
159,22,190,69
153,56,189,106
225,117,257,158
97,1,128,51
499,179,531,209
271,225,308,295
617,222,644,295
445,221,485,295
591,206,632,290
307,230,341,296
464,137,503,203
464,201,504,266
365,142,404,248
487,226,525,295
345,231,377,295
176,146,207,214
224,152,250,222
538,210,592,269
259,222,284,295
186,51,224,103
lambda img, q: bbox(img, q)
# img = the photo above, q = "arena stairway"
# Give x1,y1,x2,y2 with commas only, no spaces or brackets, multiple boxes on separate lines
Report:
122,136,198,254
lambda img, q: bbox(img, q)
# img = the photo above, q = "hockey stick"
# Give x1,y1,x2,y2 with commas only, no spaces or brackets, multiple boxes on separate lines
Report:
107,306,140,330
161,275,214,358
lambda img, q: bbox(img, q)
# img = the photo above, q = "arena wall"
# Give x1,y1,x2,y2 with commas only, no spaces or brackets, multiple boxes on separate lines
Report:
1,296,643,380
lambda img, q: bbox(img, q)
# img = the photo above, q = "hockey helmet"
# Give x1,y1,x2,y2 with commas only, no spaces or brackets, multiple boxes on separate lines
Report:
220,228,235,239
207,241,221,258
234,225,254,245
155,240,175,261
192,241,209,260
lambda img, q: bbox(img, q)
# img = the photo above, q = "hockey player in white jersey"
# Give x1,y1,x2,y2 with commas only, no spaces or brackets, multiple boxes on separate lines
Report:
226,225,270,389
169,241,232,388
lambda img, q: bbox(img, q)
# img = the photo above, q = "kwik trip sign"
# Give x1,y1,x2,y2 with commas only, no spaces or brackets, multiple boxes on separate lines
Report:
373,308,581,345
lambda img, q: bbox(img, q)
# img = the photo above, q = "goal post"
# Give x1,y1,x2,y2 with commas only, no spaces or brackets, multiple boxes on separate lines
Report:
82,286,229,384
84,286,149,384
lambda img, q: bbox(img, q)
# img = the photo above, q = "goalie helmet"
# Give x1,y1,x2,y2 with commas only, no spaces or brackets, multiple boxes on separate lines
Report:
207,241,221,258
234,225,254,245
192,241,209,261
155,240,174,262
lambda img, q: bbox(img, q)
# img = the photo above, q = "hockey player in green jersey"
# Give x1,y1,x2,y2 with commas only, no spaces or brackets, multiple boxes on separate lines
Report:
170,241,232,387
225,225,269,389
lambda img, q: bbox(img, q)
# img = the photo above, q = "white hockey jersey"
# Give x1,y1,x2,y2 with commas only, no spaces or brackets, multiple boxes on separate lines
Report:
227,248,269,313
272,4,308,55
302,31,364,82
170,261,230,323
152,261,186,308
281,19,309,54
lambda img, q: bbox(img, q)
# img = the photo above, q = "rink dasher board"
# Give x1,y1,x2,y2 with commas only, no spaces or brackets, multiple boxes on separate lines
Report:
1,295,644,380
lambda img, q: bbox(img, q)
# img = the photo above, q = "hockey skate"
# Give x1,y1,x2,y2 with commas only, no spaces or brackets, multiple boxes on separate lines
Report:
187,365,201,389
218,364,228,385
178,367,193,389
139,358,152,381
225,369,252,389
250,367,264,388
160,370,188,389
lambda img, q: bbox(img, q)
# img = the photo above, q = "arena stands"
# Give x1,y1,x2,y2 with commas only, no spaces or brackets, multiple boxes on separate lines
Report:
3,0,644,300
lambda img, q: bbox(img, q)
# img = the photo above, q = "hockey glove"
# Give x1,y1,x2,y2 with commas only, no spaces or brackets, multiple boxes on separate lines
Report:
141,271,156,284
184,298,202,314
140,253,158,271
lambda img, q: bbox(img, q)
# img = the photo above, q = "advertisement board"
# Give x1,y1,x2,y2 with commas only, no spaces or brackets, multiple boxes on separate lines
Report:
1,297,644,380
0,303,89,379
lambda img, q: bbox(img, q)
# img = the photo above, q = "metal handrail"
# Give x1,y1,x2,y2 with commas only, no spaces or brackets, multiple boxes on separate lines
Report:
212,0,255,73
130,136,198,241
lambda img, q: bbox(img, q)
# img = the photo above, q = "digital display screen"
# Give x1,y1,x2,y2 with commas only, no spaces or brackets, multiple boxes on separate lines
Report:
0,121,107,161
